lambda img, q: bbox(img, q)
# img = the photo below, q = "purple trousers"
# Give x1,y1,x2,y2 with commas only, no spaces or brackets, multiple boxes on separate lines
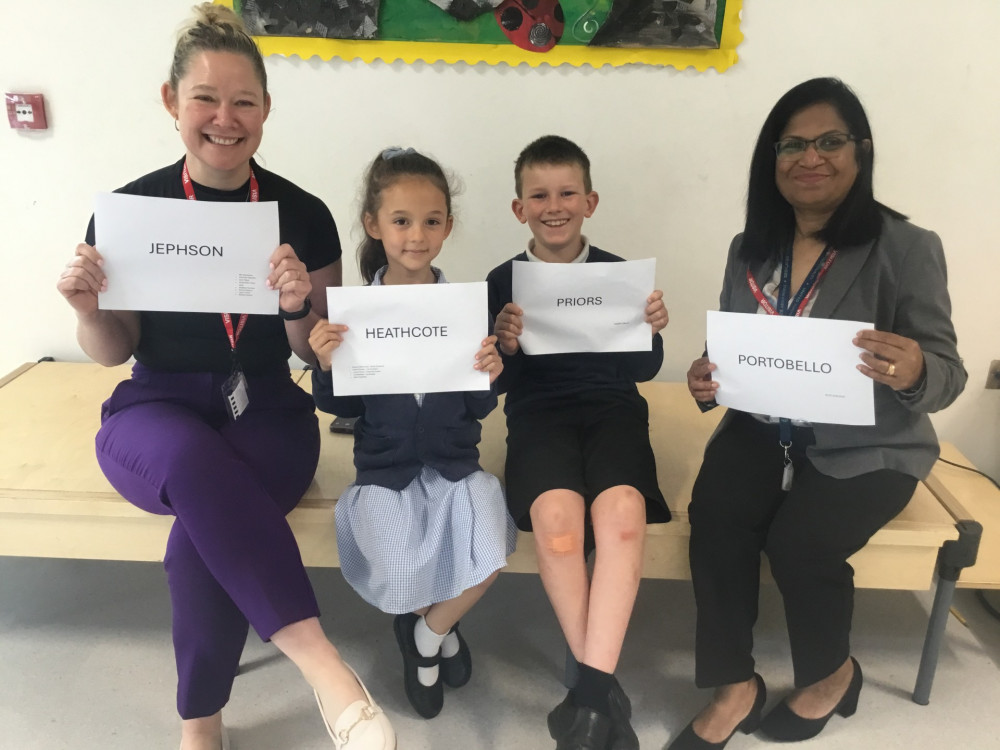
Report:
96,363,321,719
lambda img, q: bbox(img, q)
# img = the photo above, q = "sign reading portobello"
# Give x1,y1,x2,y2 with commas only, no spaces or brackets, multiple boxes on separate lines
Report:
737,355,833,373
95,192,279,314
326,282,490,396
705,311,875,425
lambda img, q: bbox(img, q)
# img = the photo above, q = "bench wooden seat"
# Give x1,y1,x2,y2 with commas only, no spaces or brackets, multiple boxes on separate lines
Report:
1,360,995,704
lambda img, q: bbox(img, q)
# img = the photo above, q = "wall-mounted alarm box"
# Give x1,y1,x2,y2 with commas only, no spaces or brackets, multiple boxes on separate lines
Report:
6,93,48,130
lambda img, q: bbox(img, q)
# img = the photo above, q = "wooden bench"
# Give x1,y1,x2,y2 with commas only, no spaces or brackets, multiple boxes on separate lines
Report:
0,360,993,704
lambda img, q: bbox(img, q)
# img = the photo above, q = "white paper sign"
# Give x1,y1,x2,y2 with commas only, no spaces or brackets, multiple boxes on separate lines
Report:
95,192,280,314
706,311,875,425
326,282,490,396
512,258,655,355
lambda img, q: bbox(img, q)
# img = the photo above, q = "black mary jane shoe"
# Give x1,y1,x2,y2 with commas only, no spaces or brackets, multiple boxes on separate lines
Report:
667,673,766,750
440,621,472,688
556,705,613,750
393,613,444,719
759,658,862,742
549,679,637,750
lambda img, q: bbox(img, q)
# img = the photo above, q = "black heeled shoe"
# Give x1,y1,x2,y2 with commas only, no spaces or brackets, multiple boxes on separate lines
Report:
759,657,862,742
667,673,766,750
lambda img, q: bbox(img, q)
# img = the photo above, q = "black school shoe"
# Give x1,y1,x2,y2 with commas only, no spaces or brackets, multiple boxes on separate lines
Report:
548,679,638,750
440,621,472,688
393,613,444,719
555,705,613,750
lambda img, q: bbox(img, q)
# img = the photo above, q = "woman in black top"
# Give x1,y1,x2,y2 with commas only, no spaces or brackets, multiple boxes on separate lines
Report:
56,5,394,749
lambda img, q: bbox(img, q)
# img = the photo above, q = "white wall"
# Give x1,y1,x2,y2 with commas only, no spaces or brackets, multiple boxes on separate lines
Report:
3,0,999,476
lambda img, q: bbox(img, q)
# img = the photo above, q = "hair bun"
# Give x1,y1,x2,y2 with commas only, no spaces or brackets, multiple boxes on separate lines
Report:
168,2,267,95
188,1,248,34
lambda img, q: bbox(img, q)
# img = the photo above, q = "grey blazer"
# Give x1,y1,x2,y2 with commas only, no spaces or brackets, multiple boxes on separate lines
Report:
706,213,967,480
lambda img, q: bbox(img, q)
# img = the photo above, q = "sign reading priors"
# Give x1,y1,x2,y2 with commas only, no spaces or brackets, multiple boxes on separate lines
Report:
95,192,279,314
512,258,656,355
326,282,490,396
706,311,875,425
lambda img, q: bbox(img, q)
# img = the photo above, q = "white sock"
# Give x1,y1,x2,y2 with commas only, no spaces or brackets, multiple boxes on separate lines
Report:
413,616,445,687
441,630,460,659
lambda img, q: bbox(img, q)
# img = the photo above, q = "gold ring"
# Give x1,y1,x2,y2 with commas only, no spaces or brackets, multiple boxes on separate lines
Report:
887,363,896,377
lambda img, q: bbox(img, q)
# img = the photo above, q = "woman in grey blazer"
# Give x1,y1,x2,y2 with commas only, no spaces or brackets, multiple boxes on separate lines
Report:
669,78,966,750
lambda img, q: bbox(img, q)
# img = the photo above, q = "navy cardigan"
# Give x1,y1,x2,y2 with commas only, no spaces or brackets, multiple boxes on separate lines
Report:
312,368,497,490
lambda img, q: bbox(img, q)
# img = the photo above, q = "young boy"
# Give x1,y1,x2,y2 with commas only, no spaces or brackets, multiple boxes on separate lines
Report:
486,135,671,750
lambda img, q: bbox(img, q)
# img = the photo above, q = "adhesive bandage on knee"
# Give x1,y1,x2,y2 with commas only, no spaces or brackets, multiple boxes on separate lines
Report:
546,533,578,555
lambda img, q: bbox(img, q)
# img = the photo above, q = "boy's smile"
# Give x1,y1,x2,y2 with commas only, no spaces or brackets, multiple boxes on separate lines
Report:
512,163,599,262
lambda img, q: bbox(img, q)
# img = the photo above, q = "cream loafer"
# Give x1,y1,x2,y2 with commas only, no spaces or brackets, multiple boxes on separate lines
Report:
315,665,396,749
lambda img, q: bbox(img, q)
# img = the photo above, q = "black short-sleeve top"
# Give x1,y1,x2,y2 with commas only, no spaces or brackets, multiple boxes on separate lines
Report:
85,157,341,374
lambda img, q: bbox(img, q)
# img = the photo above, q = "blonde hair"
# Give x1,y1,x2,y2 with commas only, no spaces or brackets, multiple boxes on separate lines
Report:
168,3,267,95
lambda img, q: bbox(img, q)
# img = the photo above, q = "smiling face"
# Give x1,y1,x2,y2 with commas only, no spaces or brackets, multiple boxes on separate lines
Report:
512,162,598,261
775,102,866,221
364,176,453,285
161,50,270,190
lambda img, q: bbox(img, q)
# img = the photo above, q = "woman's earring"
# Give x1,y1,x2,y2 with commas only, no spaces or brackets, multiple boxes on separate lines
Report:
174,119,179,131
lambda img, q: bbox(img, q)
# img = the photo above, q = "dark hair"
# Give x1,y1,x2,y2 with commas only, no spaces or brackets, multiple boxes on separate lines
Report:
357,148,453,285
741,77,905,262
514,135,592,197
169,3,267,97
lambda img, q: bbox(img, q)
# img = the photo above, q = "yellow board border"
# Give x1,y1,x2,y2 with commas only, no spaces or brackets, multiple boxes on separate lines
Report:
217,0,743,72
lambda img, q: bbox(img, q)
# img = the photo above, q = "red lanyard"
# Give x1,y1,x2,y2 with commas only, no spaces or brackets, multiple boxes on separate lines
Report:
220,312,248,351
181,160,258,351
746,247,837,317
181,161,259,203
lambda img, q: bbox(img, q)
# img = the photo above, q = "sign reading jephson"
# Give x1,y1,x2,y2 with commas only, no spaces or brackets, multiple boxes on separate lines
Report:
149,243,223,256
95,192,279,315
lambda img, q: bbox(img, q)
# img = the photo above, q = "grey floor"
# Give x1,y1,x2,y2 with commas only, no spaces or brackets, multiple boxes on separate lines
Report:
1,558,999,750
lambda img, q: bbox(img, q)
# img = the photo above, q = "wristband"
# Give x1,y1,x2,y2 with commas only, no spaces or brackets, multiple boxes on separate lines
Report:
278,297,312,321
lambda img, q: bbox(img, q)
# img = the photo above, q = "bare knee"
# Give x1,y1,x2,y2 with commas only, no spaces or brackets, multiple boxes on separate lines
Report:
592,486,646,544
531,491,585,557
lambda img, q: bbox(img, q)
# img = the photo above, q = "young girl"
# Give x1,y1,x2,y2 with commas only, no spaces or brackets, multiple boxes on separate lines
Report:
309,148,518,720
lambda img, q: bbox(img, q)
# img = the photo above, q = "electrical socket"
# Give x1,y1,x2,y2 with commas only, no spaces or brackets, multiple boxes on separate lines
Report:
987,360,1000,390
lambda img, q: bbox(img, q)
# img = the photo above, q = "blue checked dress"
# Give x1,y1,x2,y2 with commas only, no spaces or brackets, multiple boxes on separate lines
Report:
334,267,518,613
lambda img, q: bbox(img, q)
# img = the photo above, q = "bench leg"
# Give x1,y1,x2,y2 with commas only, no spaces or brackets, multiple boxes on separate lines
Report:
913,574,956,705
912,519,983,705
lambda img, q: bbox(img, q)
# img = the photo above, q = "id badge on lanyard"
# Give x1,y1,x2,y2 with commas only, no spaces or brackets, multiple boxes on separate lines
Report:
746,245,836,489
221,312,250,421
182,161,259,420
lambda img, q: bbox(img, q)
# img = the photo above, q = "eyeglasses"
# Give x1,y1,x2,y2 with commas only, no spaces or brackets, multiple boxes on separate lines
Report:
774,132,856,160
